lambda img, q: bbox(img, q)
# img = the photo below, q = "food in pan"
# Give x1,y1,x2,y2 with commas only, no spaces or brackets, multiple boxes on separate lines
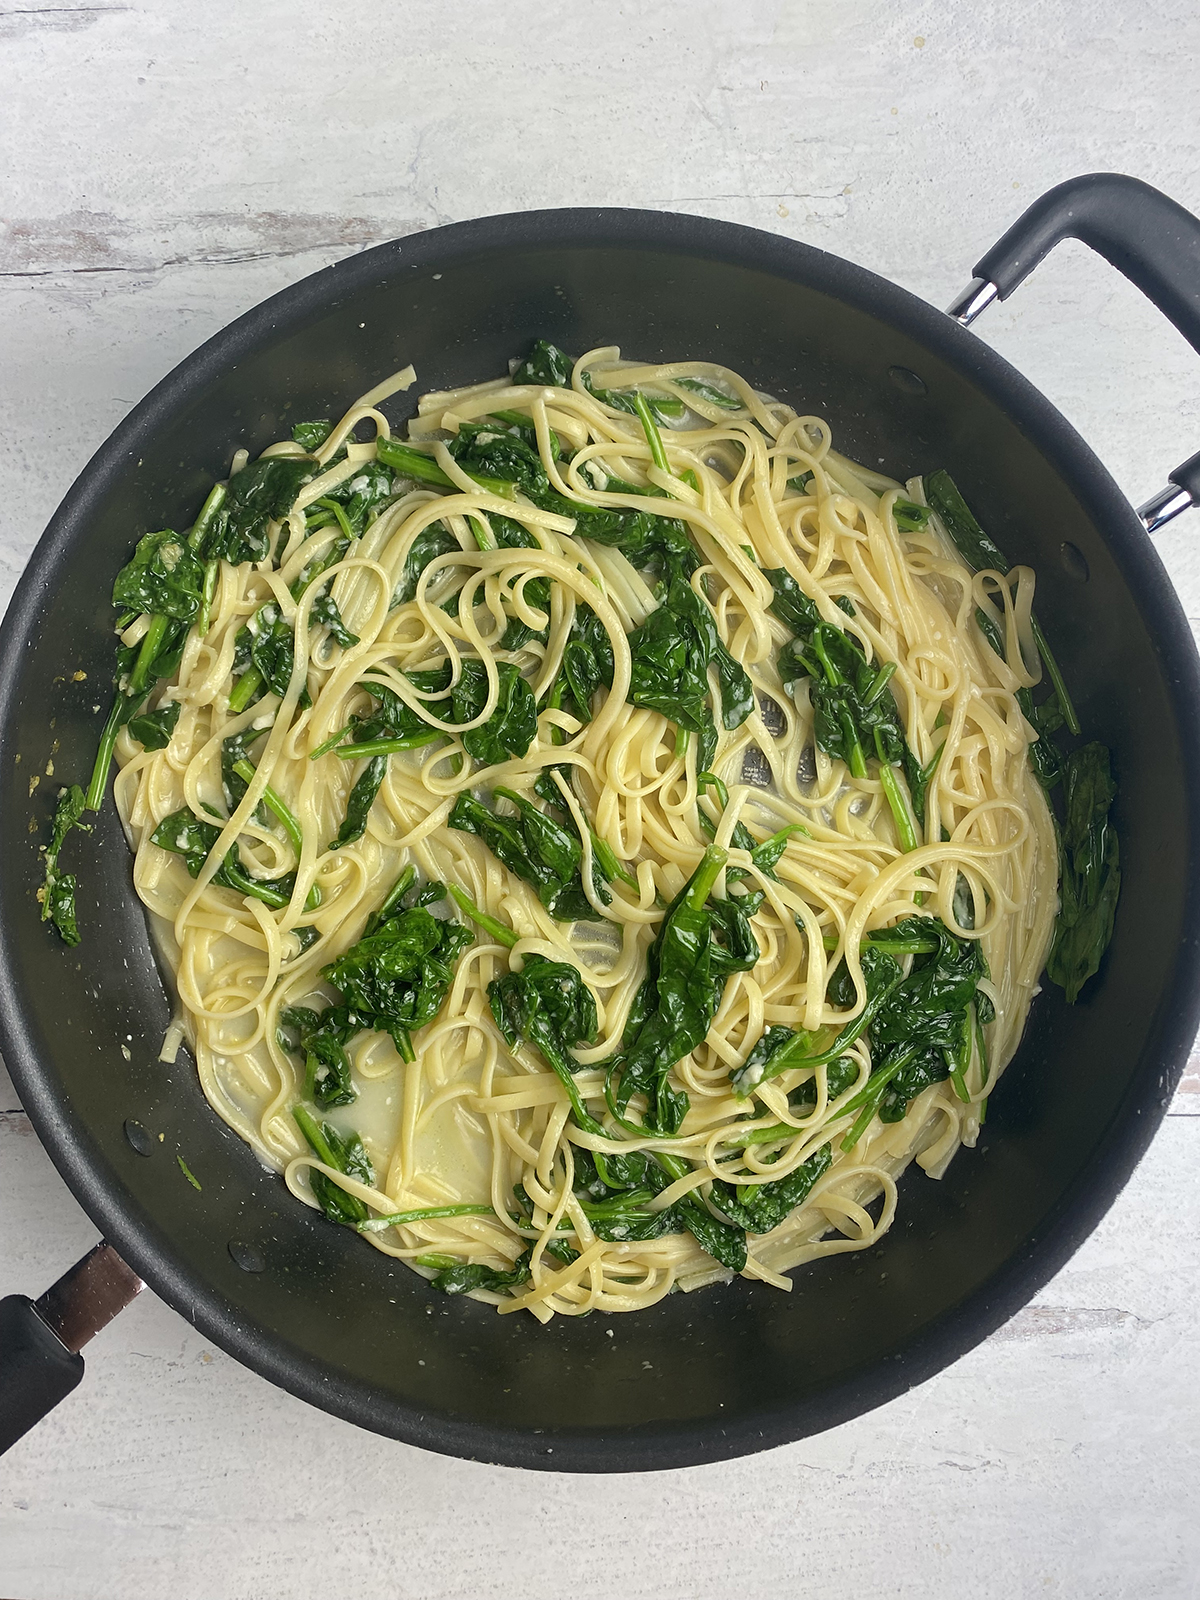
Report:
39,342,1119,1319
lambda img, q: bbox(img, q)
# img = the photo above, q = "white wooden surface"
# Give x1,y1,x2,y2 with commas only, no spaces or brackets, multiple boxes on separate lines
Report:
3,4,1200,1596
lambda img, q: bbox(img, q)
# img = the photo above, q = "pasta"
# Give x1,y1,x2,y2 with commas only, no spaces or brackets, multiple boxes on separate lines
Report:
105,344,1060,1321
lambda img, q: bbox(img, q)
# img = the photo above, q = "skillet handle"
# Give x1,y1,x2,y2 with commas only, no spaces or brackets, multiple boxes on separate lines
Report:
0,1296,84,1454
0,1242,142,1456
947,172,1200,527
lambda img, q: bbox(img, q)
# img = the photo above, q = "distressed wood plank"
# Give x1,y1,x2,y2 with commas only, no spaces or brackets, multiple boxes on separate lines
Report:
3,0,1200,1595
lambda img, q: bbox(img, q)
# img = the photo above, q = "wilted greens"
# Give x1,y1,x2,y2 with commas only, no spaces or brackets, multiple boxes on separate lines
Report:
570,1146,746,1272
607,845,760,1136
488,953,601,1134
39,783,91,945
769,566,929,847
449,786,607,922
1046,744,1120,1002
293,1104,374,1226
923,472,1117,999
731,914,993,1141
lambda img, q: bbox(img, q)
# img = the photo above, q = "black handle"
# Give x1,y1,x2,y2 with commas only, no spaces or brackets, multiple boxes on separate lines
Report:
974,173,1200,501
0,1295,84,1455
0,1242,142,1455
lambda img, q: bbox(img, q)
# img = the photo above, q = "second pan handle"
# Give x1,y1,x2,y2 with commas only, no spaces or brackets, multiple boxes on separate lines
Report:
946,172,1200,525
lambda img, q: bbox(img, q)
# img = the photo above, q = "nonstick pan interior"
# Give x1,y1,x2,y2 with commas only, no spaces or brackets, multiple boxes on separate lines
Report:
2,210,1197,1471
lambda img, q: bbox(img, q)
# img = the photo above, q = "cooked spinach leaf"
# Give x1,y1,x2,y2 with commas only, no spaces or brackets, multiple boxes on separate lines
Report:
932,477,1117,1000
489,954,602,1134
322,899,473,1063
974,604,1062,790
392,520,460,608
316,460,395,536
39,783,91,945
1046,743,1120,1003
609,845,759,1135
293,1104,373,1226
926,469,1080,739
278,1005,355,1109
549,602,615,724
733,916,992,1141
127,700,180,752
449,659,537,766
112,529,207,622
321,671,451,846
447,416,698,574
330,756,387,851
709,1143,832,1234
768,565,921,848
309,591,359,649
429,1250,533,1296
449,786,607,922
674,376,743,411
151,807,302,910
83,616,189,815
570,1147,746,1272
892,498,933,533
628,565,754,770
292,419,332,451
513,339,574,388
731,943,904,1098
229,601,312,713
276,877,470,1101
205,456,316,567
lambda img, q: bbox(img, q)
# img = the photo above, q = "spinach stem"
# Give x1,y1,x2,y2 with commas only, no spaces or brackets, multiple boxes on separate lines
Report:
219,859,293,908
374,437,455,487
874,730,919,853
838,1046,920,1149
232,758,304,858
468,515,494,551
293,1104,336,1165
357,1203,494,1233
1031,615,1081,736
633,393,671,474
309,722,354,760
128,613,168,697
197,560,219,637
697,771,729,807
447,883,518,946
228,667,263,713
685,844,728,911
864,659,898,706
85,696,125,811
366,866,416,934
822,932,938,954
374,436,515,499
315,496,354,541
188,482,226,549
336,733,441,759
590,828,639,890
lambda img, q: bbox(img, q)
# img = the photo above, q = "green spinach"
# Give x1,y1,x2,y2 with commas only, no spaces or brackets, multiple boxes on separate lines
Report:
609,845,760,1135
39,783,91,945
449,786,606,922
1046,744,1120,1002
293,1104,374,1226
768,566,922,848
488,954,602,1134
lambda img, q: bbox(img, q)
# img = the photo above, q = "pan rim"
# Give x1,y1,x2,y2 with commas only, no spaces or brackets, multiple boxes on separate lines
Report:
3,204,1198,1472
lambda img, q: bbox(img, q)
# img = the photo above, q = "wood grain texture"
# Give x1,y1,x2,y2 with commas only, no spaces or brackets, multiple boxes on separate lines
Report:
3,1,1200,1595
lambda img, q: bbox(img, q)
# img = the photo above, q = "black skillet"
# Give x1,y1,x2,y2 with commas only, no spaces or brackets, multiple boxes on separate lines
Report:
2,173,1200,1471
